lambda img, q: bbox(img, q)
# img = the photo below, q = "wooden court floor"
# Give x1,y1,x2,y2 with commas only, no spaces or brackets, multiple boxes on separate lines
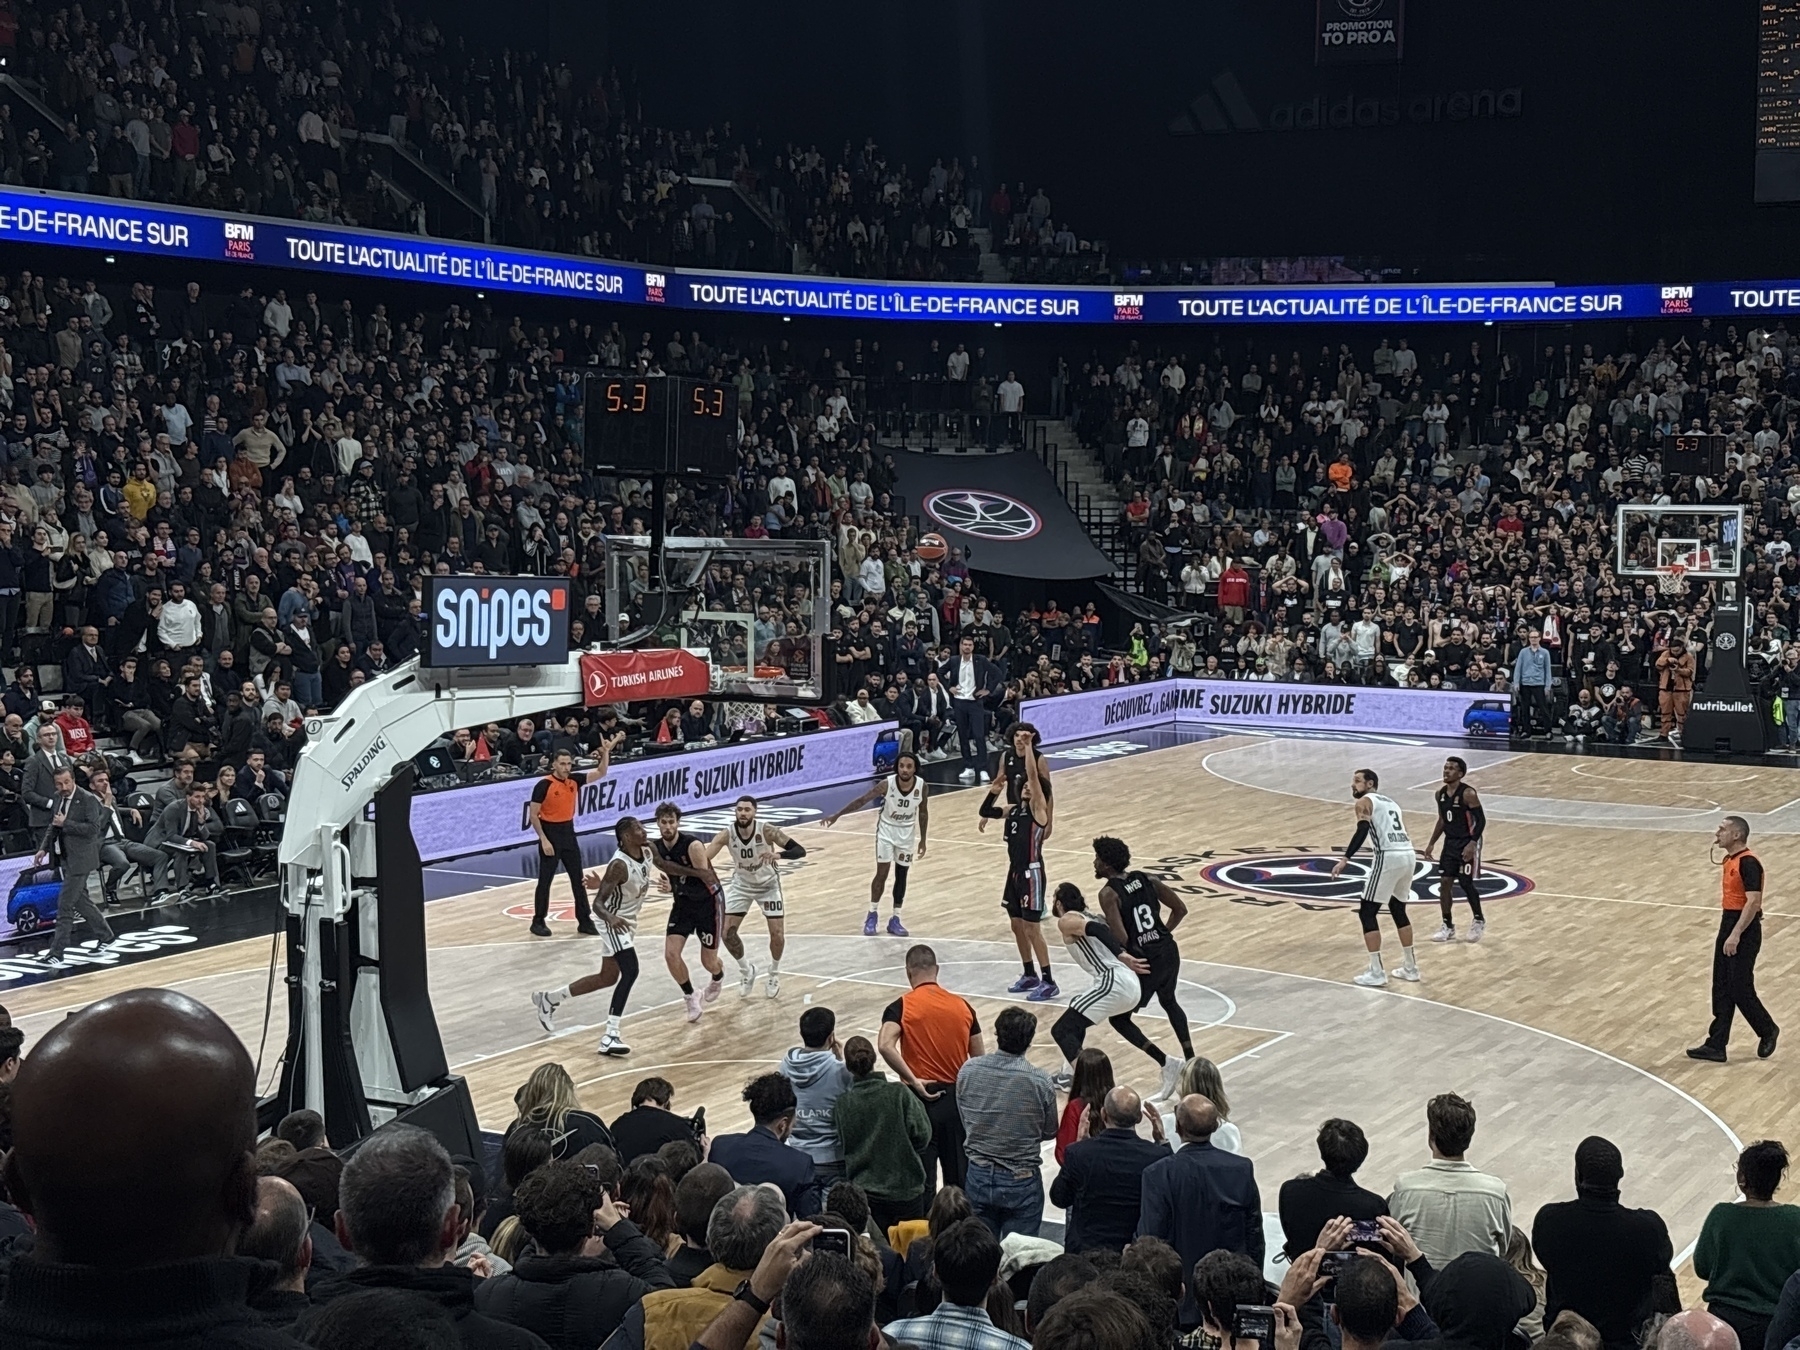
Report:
7,732,1796,1272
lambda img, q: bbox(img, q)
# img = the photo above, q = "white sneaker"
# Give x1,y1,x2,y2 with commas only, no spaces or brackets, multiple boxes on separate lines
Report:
766,971,781,999
1353,968,1389,987
1395,963,1422,982
978,771,991,783
739,961,758,997
702,978,722,1005
1154,1056,1182,1103
532,991,559,1033
598,1030,631,1056
684,992,704,1023
1430,924,1456,943
1468,920,1486,943
957,768,977,783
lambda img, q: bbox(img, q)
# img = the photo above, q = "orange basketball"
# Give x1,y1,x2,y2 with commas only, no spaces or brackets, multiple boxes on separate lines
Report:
915,532,949,562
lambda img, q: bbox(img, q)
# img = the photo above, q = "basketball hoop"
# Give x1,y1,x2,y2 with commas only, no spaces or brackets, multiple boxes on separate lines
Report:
1657,563,1688,596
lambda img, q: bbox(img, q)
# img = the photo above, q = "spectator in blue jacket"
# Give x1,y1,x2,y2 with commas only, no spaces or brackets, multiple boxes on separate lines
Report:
706,1072,819,1217
1137,1096,1263,1330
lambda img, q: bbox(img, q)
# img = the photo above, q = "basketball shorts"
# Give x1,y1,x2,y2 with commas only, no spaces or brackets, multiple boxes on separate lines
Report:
1438,839,1480,884
1002,862,1046,921
724,874,785,918
667,885,722,948
1134,943,1183,1008
875,827,916,867
1367,850,1418,905
1071,966,1143,1023
600,915,639,955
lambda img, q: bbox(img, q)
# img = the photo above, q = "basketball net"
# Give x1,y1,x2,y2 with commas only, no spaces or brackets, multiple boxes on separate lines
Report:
1656,563,1688,596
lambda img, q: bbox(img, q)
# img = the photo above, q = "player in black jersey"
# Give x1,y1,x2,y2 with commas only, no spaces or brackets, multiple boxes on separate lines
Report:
650,802,727,1023
980,746,1057,1001
1093,835,1193,1103
981,722,1053,822
1423,756,1487,942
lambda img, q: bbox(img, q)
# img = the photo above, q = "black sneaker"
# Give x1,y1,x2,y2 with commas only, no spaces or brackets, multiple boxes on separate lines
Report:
576,921,600,936
1686,1043,1727,1062
1760,1028,1780,1060
529,920,553,937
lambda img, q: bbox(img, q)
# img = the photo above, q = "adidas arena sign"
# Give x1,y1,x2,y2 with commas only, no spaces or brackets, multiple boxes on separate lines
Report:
1172,72,1522,136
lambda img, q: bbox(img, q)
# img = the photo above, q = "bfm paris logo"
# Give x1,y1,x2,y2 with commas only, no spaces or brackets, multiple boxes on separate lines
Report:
225,220,255,261
1194,851,1533,907
645,272,667,304
1113,293,1145,322
922,489,1042,541
1661,285,1695,316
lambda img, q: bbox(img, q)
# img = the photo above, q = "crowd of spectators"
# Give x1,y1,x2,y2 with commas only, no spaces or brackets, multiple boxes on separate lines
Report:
1,984,1794,1350
0,248,1796,905
0,0,1068,282
1064,324,1800,743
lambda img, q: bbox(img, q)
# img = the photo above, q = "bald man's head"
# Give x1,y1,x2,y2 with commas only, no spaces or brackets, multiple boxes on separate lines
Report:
1175,1094,1220,1143
241,1176,312,1291
3,988,257,1266
1659,1311,1740,1350
1101,1087,1143,1130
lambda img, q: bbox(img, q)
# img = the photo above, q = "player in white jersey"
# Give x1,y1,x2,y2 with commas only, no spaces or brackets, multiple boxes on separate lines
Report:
706,795,806,999
1046,882,1177,1089
531,815,655,1055
1330,768,1421,988
822,751,928,938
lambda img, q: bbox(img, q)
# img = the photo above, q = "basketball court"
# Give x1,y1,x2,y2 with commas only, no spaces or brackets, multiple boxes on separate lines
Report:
4,723,1790,1277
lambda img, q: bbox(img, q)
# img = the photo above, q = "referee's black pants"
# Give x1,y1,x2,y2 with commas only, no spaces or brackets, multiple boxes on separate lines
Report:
533,821,591,924
1707,910,1776,1049
919,1081,966,1196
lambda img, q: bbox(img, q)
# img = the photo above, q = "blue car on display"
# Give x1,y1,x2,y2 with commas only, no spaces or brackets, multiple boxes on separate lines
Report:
1462,699,1513,736
7,864,63,935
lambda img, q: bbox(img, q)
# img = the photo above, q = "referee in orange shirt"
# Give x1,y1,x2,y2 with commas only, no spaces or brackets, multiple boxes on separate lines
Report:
528,742,614,938
878,944,985,1195
1688,815,1780,1062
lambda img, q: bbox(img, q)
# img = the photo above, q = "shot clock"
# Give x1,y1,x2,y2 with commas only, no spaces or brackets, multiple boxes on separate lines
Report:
585,375,740,477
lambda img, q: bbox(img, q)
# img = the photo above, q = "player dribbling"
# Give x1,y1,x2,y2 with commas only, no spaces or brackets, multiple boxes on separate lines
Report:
651,802,728,1022
1331,768,1421,988
707,795,806,999
531,815,653,1056
823,750,928,937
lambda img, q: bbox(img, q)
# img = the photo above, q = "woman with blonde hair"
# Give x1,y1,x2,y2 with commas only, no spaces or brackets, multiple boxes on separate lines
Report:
1158,1057,1242,1154
506,1061,615,1159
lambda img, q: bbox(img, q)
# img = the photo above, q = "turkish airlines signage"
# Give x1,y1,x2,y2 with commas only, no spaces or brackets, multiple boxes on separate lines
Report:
581,649,712,705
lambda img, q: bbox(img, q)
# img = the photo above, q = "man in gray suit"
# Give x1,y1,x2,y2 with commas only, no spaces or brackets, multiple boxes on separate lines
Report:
20,723,70,832
146,783,223,894
34,763,116,964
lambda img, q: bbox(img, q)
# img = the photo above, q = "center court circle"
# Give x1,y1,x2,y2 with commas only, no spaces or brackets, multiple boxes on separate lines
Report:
1198,852,1534,905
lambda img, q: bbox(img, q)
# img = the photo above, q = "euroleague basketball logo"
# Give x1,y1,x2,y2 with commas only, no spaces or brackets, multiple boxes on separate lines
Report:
922,490,1042,541
1197,853,1533,906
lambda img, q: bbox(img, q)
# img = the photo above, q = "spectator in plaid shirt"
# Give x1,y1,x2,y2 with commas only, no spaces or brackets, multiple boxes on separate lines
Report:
881,1218,1028,1350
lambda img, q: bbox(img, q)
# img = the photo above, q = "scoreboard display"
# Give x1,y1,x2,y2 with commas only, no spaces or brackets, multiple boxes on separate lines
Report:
586,375,739,478
1665,432,1728,480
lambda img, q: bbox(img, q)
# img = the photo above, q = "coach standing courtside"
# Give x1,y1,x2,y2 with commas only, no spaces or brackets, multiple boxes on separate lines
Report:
939,635,1000,786
879,944,983,1197
1688,815,1779,1063
33,762,115,965
528,740,619,938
